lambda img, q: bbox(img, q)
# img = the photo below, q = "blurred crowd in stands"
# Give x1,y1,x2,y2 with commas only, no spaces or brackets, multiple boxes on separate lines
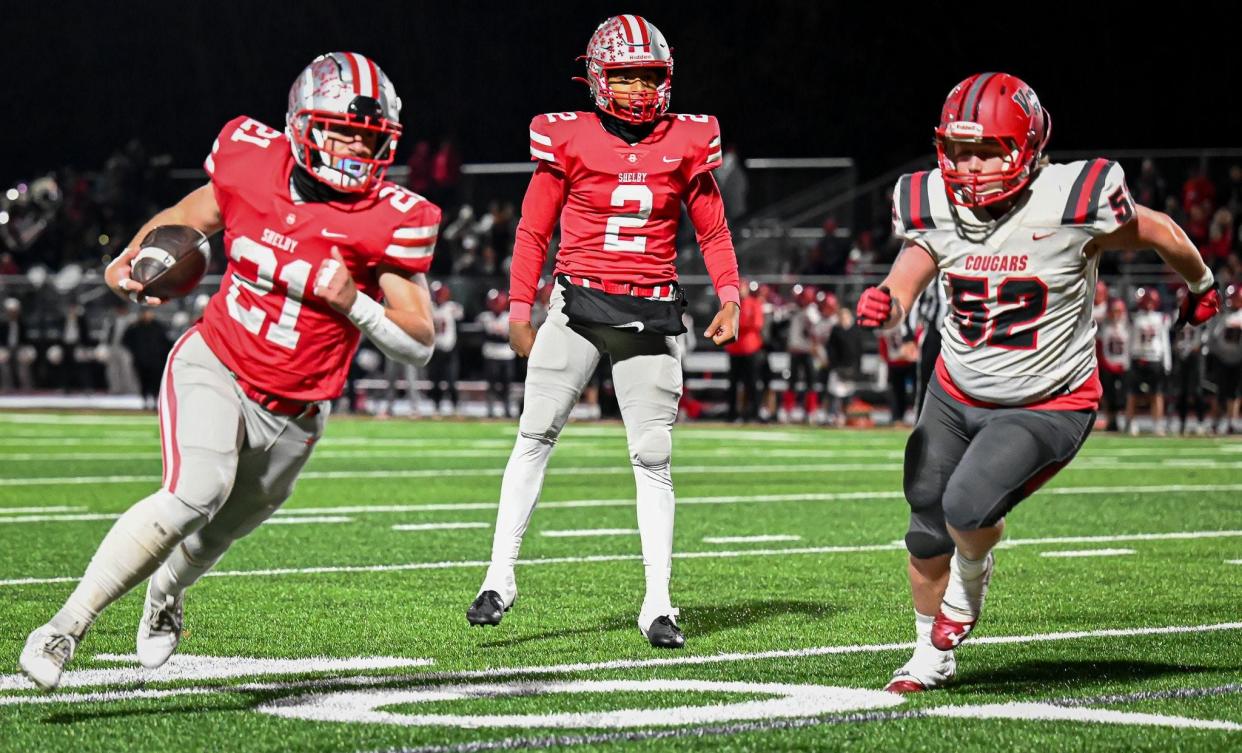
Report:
2,145,1240,431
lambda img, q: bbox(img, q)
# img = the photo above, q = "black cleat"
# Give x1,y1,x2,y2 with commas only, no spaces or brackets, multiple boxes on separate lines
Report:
466,590,510,626
642,616,685,649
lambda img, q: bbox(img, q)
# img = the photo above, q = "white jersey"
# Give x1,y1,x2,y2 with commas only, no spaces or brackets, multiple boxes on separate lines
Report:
1097,318,1130,372
787,304,821,354
1173,323,1207,361
433,301,463,352
893,159,1134,405
1209,309,1242,366
477,311,514,361
1128,310,1171,370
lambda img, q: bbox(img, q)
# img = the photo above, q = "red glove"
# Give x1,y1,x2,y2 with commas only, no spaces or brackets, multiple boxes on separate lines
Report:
857,285,894,328
1176,285,1221,330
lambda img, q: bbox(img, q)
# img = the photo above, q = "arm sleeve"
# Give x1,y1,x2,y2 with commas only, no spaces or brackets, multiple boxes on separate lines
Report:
509,162,567,321
685,172,741,307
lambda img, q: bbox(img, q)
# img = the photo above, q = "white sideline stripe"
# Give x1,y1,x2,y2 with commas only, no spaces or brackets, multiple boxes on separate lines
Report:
1039,548,1135,558
925,701,1242,731
392,522,489,532
703,535,802,544
1227,560,1242,565
541,529,638,538
0,514,123,524
5,460,1231,486
4,529,1239,587
7,485,1242,526
262,516,352,525
0,654,435,693
0,506,85,514
0,413,152,425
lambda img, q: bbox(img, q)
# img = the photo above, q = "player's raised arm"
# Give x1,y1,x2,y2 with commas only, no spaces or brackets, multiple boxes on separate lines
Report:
1093,204,1221,327
105,183,223,305
857,242,938,330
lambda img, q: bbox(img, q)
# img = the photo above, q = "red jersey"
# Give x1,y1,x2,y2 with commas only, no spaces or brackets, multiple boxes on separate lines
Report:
199,115,440,401
509,111,740,320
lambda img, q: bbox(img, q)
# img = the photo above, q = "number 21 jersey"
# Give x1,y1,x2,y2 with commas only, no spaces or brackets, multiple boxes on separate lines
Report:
199,115,440,401
892,159,1135,407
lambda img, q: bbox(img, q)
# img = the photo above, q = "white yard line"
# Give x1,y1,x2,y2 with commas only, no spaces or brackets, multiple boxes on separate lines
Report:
0,506,86,514
703,535,802,544
0,514,125,524
392,523,490,532
263,516,352,525
1039,549,1135,558
925,702,1242,731
541,529,639,538
3,529,1239,588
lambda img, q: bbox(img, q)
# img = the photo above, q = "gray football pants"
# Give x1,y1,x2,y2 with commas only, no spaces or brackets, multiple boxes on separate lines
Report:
902,376,1094,559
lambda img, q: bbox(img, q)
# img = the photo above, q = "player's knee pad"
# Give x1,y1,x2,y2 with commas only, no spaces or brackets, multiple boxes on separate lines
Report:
942,483,1009,531
166,450,237,515
630,426,672,469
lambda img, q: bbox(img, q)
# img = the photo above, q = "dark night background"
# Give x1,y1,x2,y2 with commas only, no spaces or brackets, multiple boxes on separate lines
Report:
3,2,1240,185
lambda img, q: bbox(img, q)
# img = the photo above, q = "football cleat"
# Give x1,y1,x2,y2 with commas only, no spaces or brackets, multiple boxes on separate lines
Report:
884,650,957,693
639,611,685,649
137,585,184,670
466,590,511,627
932,552,995,651
19,624,77,692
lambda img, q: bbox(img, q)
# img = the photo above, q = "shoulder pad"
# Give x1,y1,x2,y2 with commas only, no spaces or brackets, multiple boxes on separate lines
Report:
670,114,722,175
892,169,953,240
528,112,588,167
1055,159,1133,235
205,116,287,184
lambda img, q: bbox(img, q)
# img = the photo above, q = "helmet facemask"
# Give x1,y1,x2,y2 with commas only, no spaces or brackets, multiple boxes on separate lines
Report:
587,61,672,124
576,15,675,125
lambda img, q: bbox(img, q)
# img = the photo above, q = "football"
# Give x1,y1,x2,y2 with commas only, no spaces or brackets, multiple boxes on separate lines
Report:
130,225,211,300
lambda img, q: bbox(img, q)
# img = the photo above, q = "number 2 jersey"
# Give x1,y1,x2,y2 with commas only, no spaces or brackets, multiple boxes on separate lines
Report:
198,115,441,401
507,111,740,318
893,159,1135,408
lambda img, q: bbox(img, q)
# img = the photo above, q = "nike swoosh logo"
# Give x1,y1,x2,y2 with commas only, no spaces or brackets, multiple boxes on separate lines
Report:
662,156,682,163
1032,231,1056,241
613,321,646,332
321,229,348,239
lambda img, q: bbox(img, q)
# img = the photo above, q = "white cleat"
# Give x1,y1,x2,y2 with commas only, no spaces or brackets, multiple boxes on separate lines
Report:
137,586,184,670
884,648,957,693
19,624,77,691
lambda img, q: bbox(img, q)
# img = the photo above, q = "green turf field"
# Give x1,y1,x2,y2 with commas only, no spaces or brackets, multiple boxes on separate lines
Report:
1,411,1240,752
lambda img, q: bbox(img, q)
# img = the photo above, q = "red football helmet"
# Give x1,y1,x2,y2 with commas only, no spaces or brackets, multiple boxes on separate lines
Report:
793,284,817,307
577,15,674,124
935,72,1051,208
486,288,509,313
818,291,840,316
1136,287,1161,311
1108,297,1128,319
430,280,451,304
1094,280,1109,305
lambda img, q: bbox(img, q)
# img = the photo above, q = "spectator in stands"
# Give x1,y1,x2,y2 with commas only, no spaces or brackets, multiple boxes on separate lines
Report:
0,252,18,276
824,305,864,426
878,322,918,426
1225,164,1242,216
478,288,514,418
846,230,878,273
808,218,849,276
716,145,748,224
725,280,765,422
1126,289,1172,436
427,281,463,416
1203,208,1234,269
1209,284,1242,434
781,284,820,422
1172,294,1210,434
1182,162,1216,216
404,140,433,197
430,138,463,213
1097,297,1130,432
1133,158,1167,210
121,308,171,410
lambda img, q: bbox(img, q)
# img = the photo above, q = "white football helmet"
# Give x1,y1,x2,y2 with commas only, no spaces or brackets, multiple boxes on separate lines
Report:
286,52,402,193
579,15,673,123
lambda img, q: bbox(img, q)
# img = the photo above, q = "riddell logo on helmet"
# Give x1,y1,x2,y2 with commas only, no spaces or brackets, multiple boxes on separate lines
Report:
946,121,984,138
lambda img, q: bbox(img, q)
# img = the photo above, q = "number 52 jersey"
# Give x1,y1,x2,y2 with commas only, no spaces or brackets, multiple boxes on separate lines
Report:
893,159,1135,407
199,115,441,401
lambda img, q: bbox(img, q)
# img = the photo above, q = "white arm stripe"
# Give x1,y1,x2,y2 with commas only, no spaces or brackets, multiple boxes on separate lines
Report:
204,154,215,174
385,243,435,259
393,225,438,240
706,151,723,164
530,146,556,162
529,129,552,146
708,136,721,149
